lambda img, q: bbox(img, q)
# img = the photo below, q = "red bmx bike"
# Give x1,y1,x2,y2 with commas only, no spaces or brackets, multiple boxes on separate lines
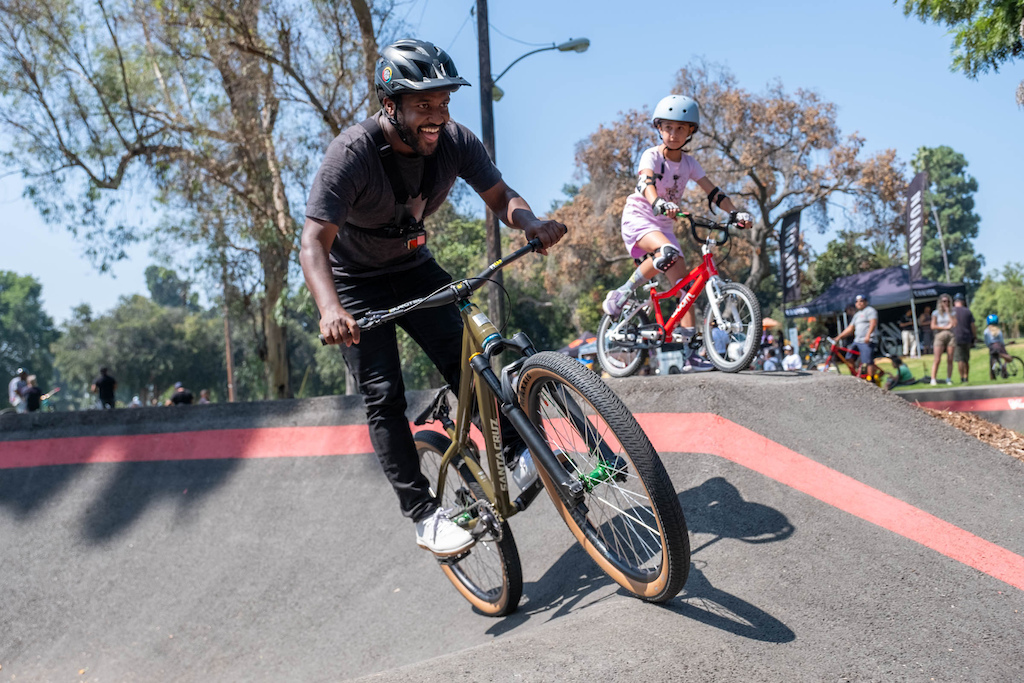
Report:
596,213,763,377
807,336,883,386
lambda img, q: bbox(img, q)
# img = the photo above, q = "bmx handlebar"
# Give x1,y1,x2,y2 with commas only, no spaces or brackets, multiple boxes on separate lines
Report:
319,236,548,345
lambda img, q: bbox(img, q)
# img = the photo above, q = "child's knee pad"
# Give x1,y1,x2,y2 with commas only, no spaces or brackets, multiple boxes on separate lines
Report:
652,245,680,272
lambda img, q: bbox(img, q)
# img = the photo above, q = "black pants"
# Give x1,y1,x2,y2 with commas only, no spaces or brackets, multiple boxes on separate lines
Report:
335,259,521,522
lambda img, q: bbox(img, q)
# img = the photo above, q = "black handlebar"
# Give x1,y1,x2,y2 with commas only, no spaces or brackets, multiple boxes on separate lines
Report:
676,212,733,245
319,237,547,345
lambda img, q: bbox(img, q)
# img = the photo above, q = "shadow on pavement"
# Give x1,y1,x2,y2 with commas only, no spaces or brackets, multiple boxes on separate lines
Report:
80,458,241,542
485,476,796,642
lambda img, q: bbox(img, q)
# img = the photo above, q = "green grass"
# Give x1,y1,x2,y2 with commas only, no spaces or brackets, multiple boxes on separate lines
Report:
883,341,1024,391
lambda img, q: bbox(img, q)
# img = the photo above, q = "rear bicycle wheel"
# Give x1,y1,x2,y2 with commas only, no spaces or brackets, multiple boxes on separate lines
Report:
702,282,762,372
1008,356,1024,380
415,431,522,616
596,302,649,378
517,351,690,603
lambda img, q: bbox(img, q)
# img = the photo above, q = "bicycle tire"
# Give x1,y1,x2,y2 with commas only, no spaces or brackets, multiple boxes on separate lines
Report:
596,303,649,378
415,430,523,616
1008,356,1024,380
702,281,762,372
517,351,690,603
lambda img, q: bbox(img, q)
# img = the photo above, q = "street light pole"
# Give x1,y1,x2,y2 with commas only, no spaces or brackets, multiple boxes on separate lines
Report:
475,2,589,326
475,0,503,323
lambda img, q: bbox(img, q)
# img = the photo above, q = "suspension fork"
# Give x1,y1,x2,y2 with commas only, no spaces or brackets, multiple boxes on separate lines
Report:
704,275,727,327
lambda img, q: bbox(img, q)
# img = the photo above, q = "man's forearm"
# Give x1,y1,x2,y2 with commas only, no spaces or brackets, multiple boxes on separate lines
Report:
300,244,343,315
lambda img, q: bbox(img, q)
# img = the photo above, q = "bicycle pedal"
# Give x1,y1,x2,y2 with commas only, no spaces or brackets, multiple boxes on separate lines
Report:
436,549,472,565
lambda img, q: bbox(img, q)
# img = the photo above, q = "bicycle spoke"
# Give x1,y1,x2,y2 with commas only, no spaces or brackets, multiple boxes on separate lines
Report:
532,379,666,575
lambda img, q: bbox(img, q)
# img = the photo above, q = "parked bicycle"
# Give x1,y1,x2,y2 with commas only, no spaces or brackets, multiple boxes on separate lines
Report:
324,238,690,616
596,213,762,377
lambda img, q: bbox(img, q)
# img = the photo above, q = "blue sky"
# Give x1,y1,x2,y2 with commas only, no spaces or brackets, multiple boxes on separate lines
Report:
2,0,1021,323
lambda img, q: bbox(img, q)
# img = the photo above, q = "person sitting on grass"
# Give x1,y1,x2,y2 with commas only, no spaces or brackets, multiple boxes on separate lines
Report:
884,355,919,390
983,314,1014,379
782,344,802,371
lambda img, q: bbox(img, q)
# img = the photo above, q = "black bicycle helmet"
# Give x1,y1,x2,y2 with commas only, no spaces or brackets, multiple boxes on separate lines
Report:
375,39,471,102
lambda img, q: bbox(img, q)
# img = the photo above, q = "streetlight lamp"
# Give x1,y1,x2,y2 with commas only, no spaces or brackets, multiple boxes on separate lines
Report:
476,0,588,325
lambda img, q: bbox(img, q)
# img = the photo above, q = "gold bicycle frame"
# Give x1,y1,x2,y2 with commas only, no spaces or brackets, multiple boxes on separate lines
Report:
432,298,519,522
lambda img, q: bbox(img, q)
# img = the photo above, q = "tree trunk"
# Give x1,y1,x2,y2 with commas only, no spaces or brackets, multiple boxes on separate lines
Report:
262,248,290,399
741,224,773,292
350,0,378,114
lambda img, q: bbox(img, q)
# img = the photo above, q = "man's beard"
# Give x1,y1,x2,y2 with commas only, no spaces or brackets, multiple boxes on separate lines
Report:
395,110,437,156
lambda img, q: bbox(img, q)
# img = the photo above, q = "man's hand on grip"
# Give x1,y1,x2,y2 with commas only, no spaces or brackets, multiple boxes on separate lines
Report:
524,218,566,255
320,307,361,346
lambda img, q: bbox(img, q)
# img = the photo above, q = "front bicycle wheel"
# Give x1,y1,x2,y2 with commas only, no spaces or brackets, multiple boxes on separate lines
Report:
596,302,649,378
517,351,689,603
702,282,762,372
415,431,523,616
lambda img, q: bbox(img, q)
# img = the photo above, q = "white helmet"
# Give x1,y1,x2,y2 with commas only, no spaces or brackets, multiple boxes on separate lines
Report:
652,95,700,132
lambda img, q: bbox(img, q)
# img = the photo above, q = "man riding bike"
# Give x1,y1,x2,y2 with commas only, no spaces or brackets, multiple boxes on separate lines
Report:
299,39,565,557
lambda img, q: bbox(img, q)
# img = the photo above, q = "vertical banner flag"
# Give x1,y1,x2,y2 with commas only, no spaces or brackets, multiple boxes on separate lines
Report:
779,210,802,303
905,171,928,283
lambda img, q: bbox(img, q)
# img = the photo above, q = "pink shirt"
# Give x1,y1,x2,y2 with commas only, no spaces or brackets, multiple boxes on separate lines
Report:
619,146,706,258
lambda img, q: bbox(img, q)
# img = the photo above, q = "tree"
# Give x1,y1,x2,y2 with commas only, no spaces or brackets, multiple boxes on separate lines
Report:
52,294,224,407
0,271,59,390
971,262,1024,338
549,61,906,314
809,230,899,296
900,0,1024,106
145,265,198,310
0,0,391,399
912,145,984,289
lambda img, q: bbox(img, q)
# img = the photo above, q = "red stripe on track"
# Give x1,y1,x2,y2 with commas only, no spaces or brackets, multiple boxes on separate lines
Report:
913,396,1024,412
638,412,1024,592
2,412,1022,591
0,425,374,470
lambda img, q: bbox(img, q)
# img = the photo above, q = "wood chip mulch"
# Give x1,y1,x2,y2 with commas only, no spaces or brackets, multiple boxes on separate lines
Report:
919,407,1024,462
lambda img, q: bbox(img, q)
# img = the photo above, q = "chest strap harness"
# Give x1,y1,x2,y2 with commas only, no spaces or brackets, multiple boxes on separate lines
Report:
346,117,442,250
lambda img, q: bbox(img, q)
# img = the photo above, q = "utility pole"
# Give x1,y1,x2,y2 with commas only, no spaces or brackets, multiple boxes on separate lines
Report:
476,0,504,325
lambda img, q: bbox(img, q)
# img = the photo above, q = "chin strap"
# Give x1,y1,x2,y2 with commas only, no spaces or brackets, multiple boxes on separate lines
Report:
383,105,415,148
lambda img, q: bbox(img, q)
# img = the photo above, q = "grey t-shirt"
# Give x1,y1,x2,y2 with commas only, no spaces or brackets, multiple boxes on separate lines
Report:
305,112,501,278
851,305,878,342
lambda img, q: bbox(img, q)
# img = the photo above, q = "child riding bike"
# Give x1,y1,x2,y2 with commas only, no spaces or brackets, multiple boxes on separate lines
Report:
602,94,752,371
984,314,1014,379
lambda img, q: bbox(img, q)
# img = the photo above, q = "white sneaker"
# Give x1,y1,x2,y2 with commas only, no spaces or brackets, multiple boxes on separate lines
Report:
930,378,937,386
415,507,474,556
683,356,715,372
602,290,627,317
945,377,953,385
509,447,539,490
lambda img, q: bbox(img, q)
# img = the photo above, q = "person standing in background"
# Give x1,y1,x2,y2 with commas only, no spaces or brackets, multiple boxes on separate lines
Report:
91,367,117,409
918,305,933,355
166,382,194,405
898,307,918,358
23,375,43,412
951,293,977,383
930,295,956,386
8,368,28,413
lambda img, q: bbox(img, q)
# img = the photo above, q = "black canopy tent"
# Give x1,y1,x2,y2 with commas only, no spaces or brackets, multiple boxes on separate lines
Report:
784,267,965,318
784,266,966,356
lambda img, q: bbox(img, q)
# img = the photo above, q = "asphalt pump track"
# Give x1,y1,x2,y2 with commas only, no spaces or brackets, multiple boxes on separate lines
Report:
2,372,1022,681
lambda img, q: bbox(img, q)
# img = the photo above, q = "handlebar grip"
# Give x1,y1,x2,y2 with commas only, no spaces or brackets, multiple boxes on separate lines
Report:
319,315,371,346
